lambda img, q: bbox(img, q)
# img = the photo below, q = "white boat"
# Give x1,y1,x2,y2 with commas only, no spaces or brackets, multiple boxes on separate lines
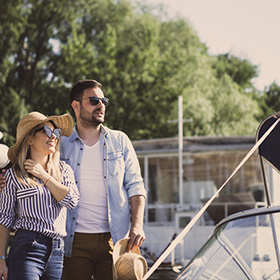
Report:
176,112,280,279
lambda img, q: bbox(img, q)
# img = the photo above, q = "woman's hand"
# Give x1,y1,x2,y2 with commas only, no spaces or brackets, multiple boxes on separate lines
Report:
24,159,48,182
0,260,8,280
0,225,9,280
24,159,70,201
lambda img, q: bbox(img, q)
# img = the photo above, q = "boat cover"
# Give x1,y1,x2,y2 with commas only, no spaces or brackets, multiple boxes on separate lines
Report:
256,111,280,172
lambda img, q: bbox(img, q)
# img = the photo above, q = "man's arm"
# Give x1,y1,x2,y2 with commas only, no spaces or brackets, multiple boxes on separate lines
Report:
0,170,6,191
127,195,146,251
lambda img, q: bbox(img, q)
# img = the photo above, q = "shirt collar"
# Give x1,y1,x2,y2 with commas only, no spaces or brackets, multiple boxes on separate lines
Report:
69,125,81,142
100,125,109,137
70,124,109,142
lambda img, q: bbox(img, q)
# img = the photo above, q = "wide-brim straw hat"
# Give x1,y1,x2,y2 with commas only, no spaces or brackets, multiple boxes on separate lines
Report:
113,238,148,280
8,111,73,164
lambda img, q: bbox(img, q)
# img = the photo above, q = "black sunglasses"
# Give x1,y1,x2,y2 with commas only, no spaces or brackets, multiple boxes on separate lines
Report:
35,125,61,139
88,97,109,107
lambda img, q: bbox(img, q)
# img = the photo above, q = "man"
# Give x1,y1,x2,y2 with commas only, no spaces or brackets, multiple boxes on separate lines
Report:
1,79,146,280
61,79,146,280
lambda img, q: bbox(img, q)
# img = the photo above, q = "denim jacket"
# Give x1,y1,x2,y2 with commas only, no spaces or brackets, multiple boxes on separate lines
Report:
60,125,146,257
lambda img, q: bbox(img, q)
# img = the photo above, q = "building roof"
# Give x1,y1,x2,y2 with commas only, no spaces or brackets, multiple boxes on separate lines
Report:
132,136,256,155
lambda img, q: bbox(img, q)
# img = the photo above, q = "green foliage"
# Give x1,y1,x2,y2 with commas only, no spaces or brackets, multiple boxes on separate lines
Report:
0,0,268,145
180,55,259,136
213,53,259,89
0,0,26,85
0,87,28,145
258,82,280,121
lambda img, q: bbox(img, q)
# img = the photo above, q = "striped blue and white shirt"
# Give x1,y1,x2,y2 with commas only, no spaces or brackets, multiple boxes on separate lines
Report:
0,161,79,238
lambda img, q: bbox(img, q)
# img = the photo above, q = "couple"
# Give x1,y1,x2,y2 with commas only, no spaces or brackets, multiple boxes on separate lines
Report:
0,80,146,280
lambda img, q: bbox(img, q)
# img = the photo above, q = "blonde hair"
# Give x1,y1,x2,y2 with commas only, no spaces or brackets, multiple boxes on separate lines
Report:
13,123,61,186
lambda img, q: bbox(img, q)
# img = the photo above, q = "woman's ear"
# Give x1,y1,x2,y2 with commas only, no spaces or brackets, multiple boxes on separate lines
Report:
26,135,33,145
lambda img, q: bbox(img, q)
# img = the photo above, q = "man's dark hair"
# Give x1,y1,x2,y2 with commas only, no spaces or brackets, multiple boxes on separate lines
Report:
69,80,102,104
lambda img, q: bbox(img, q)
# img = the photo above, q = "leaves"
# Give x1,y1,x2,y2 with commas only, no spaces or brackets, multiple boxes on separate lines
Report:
0,0,271,146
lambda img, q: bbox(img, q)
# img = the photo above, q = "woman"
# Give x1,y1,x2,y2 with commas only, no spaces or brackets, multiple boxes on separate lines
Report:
0,112,79,280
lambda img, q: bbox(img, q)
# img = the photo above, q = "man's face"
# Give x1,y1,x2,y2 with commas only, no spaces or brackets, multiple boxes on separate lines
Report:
78,87,106,128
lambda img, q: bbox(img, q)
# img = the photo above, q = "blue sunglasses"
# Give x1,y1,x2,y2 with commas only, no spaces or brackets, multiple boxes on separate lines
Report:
35,125,61,139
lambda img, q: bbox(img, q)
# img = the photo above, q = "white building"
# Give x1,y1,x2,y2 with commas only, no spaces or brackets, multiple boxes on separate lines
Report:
132,136,268,265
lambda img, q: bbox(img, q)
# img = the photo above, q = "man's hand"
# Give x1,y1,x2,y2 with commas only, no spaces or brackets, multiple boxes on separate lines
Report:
0,169,6,191
127,224,146,251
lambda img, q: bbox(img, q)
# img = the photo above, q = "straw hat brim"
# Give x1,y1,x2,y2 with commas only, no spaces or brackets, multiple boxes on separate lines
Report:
112,238,147,280
8,112,73,164
113,238,141,263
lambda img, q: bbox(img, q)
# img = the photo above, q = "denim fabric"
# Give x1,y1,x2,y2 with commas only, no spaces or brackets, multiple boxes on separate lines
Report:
7,230,64,280
60,125,146,257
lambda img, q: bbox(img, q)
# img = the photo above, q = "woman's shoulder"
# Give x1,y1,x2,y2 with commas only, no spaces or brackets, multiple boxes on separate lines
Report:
5,167,16,178
59,161,74,173
5,167,25,188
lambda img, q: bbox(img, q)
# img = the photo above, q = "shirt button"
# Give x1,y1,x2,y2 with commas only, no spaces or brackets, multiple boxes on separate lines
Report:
77,163,80,166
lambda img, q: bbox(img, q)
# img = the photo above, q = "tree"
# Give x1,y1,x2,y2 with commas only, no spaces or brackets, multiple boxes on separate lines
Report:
0,0,262,144
258,82,280,120
213,53,259,89
0,0,29,145
0,0,26,85
1,0,80,146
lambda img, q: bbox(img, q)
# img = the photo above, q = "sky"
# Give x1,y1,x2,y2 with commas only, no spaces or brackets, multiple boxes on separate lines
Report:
146,0,280,90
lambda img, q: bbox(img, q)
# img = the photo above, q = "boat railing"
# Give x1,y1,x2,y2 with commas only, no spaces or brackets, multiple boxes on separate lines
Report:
143,201,266,265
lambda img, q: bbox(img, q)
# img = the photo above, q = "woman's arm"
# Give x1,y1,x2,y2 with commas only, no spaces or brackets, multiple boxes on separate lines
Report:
58,163,79,209
0,225,10,280
24,160,79,207
41,174,69,202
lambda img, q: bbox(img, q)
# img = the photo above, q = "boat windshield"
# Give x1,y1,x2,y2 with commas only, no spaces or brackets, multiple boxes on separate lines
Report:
177,210,280,280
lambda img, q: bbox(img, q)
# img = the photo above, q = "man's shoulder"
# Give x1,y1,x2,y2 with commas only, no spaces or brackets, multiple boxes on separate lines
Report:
61,126,79,143
60,129,77,146
61,135,71,144
103,126,125,134
102,126,128,139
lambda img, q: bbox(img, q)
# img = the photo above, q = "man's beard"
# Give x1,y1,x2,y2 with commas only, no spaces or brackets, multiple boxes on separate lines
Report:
79,107,104,128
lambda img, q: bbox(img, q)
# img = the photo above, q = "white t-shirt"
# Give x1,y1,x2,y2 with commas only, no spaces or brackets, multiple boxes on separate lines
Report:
75,140,110,233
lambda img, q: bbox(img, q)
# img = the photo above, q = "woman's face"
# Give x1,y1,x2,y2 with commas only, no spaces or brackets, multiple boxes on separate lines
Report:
28,121,58,156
